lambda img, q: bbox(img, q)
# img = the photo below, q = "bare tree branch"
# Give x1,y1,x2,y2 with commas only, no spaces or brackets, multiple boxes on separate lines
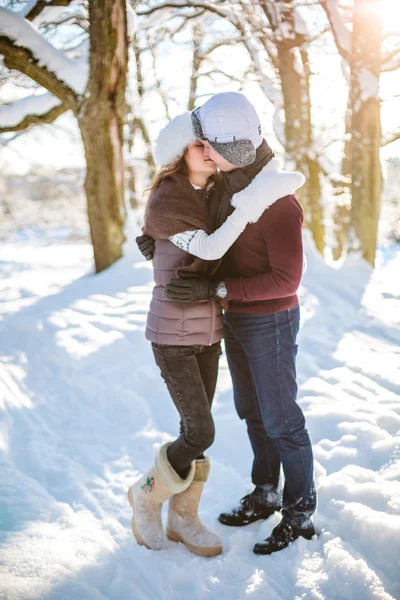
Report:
146,36,172,120
133,116,156,170
164,8,207,38
137,2,239,25
173,11,207,36
198,69,244,84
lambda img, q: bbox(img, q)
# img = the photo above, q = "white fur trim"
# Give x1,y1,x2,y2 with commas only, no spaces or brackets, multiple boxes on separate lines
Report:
230,158,306,223
155,442,195,493
193,455,210,482
154,112,196,168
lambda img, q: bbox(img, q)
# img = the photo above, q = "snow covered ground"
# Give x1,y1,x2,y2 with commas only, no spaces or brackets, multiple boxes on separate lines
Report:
0,232,399,600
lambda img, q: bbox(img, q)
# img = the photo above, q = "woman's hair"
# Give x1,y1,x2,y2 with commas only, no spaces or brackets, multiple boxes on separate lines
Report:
147,154,189,197
146,146,219,198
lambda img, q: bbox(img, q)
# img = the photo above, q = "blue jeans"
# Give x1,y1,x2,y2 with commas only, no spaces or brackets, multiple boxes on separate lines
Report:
223,306,316,526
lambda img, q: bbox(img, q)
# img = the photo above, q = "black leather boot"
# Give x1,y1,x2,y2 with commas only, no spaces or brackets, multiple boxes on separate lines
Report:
219,493,281,527
253,519,316,555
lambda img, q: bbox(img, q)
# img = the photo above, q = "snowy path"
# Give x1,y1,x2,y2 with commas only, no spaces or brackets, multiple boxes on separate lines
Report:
0,235,399,600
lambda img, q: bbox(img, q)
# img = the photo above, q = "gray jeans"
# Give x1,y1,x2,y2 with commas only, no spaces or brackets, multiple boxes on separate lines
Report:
152,341,222,477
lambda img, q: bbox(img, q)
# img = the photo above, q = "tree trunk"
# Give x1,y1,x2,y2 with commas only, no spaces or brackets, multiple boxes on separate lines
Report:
332,94,352,260
188,23,203,111
131,34,156,185
261,2,324,254
306,156,324,253
301,47,324,254
349,0,382,267
278,40,324,254
79,0,128,273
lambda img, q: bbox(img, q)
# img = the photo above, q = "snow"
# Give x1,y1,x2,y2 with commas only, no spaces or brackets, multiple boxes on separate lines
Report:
325,0,352,57
0,7,88,95
126,3,138,40
138,6,173,30
0,94,62,128
21,2,72,30
357,68,380,106
280,21,294,41
292,47,305,78
21,0,55,18
294,8,310,38
0,231,399,599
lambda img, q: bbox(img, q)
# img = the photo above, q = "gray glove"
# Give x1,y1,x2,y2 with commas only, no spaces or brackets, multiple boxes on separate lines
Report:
136,234,155,261
165,278,216,303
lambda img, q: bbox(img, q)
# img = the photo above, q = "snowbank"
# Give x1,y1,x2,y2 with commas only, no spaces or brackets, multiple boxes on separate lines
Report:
0,233,399,599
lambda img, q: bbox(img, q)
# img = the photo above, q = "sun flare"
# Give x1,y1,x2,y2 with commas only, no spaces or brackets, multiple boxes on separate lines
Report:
382,0,400,30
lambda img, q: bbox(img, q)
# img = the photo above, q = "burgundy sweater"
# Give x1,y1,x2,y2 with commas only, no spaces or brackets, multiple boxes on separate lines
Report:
218,194,304,314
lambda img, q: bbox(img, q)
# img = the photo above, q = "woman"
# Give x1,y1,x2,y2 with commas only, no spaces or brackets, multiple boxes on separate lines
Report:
127,111,275,557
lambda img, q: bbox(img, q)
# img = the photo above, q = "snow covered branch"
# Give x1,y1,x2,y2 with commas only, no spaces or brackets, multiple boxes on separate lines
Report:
199,37,243,59
126,3,138,40
0,93,66,133
0,7,88,103
0,34,78,110
381,46,400,72
381,130,400,147
320,0,351,60
22,0,75,22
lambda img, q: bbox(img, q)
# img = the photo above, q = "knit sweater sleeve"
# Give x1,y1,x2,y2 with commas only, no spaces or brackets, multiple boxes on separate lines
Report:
224,199,304,302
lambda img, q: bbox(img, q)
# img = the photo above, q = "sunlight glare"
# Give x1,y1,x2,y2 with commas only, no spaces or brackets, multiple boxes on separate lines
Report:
382,0,400,31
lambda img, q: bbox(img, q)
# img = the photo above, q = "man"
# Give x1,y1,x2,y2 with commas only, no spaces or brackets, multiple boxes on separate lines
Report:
137,92,316,555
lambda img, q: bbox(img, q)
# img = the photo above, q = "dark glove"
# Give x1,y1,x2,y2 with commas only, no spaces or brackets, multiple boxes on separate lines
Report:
165,278,216,303
136,234,155,261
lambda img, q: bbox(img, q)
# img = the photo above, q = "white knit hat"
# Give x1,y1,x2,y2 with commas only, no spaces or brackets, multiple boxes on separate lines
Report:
154,111,197,168
192,92,263,168
194,92,262,147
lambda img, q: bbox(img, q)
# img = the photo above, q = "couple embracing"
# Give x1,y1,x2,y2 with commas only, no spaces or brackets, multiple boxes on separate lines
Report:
128,92,317,557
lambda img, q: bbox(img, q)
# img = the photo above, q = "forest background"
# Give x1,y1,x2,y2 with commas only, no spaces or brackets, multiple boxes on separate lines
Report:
1,0,399,271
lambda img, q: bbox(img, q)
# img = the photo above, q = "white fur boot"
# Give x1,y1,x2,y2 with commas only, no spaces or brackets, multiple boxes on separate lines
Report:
166,456,223,556
128,443,195,550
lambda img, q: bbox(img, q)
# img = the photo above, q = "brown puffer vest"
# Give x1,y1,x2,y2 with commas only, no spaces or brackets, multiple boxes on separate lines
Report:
145,239,224,346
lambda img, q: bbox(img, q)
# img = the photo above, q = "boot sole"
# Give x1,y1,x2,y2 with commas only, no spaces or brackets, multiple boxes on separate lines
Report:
219,507,280,527
218,517,261,527
127,488,153,550
166,528,222,557
253,529,316,555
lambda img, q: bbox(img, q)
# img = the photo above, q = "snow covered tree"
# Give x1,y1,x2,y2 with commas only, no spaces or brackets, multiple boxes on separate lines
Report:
349,0,382,266
0,1,136,273
259,2,324,253
322,0,399,266
137,0,325,253
125,30,156,209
